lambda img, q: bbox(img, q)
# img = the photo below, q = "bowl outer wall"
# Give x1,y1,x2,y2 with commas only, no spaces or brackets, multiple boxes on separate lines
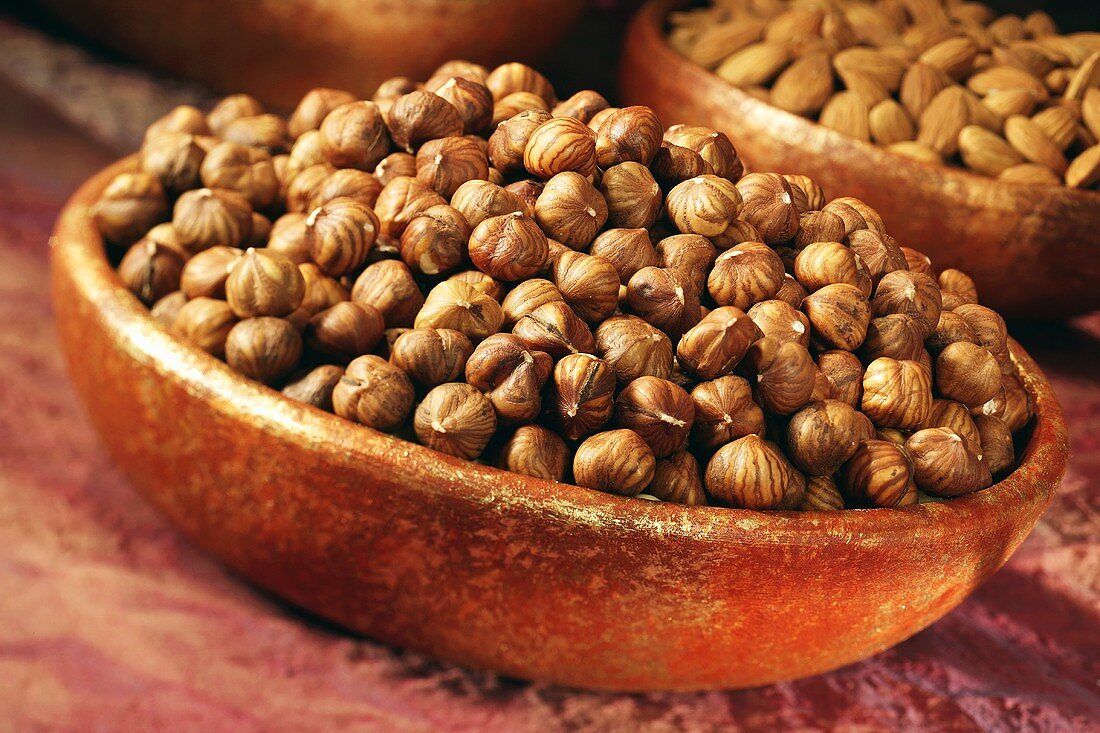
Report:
49,159,1068,691
620,0,1100,319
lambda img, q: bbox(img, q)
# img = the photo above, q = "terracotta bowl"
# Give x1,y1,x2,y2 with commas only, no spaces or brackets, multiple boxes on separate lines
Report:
34,0,585,109
620,0,1100,318
51,159,1068,691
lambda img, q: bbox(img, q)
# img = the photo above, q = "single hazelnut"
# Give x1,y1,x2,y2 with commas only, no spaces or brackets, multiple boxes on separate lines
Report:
468,212,549,281
711,219,764,251
413,383,498,459
690,375,764,449
431,60,489,84
486,62,555,104
938,269,978,302
501,279,564,328
387,91,464,152
465,333,553,423
281,364,345,411
650,142,712,188
676,306,758,379
793,241,873,295
206,93,264,136
400,204,470,276
247,212,272,247
351,260,425,327
534,172,608,248
503,179,543,217
817,350,864,408
288,88,357,138
786,400,867,475
862,357,933,428
662,125,743,180
140,131,205,194
304,197,378,276
594,106,663,167
733,173,800,244
512,300,594,358
705,434,799,509
973,374,1031,433
871,269,942,338
594,315,673,384
551,250,621,324
573,429,656,496
545,353,616,441
447,270,505,301
745,337,817,415
974,414,1014,476
171,297,237,356
665,175,743,238
839,439,913,507
197,141,278,210
794,211,847,248
375,152,418,185
552,90,610,123
802,283,871,351
93,171,168,246
374,176,448,239
600,162,663,230
648,451,707,505
415,279,504,341
180,245,242,299
847,229,908,284
614,376,694,458
774,274,809,310
222,114,290,153
860,314,925,362
151,290,188,328
287,130,326,176
707,242,786,310
906,428,992,497
225,317,303,384
310,168,383,211
295,263,349,318
306,301,384,359
952,304,1009,358
523,117,597,179
449,180,525,229
625,266,702,340
225,248,305,318
146,104,210,139
487,109,552,174
497,424,570,481
389,328,473,387
655,234,716,292
415,136,489,199
333,354,415,431
748,299,810,347
173,187,252,253
117,235,186,305
820,200,868,236
936,341,1001,407
926,310,980,354
588,228,659,283
285,163,336,213
902,246,933,276
431,76,494,135
372,76,418,106
924,398,982,451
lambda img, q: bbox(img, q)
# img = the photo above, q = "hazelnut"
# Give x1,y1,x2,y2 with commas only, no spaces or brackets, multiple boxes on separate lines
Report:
93,171,168,246
172,297,237,356
415,279,504,341
748,299,810,347
180,245,242,299
373,76,418,105
375,152,418,185
198,141,278,210
246,212,271,247
802,283,871,351
705,434,800,509
589,228,659,283
690,375,764,449
333,354,415,431
288,130,326,176
497,424,570,481
663,125,743,180
926,310,980,354
936,341,1001,407
594,315,673,384
861,357,932,428
594,106,663,167
415,136,489,198
975,414,1014,476
534,172,608,248
223,114,290,153
820,200,868,236
207,93,264,136
146,104,209,139
860,314,925,362
545,353,616,441
573,429,656,497
173,187,252,253
614,376,694,457
839,439,913,507
665,175,743,238
225,317,303,384
431,60,489,84
938,268,978,302
600,162,663,229
817,350,864,408
648,451,707,505
794,211,847,248
906,428,992,497
141,131,205,194
310,169,383,211
468,212,549,281
387,91,464,152
513,300,594,358
924,399,981,451
871,269,942,338
503,179,543,216
413,383,497,459
281,364,345,411
523,117,597,179
394,207,465,277
711,219,764,251
707,242,786,310
305,197,378,276
902,246,933,276
677,306,758,379
847,229,908,284
774,274,809,310
286,163,336,213
151,290,188,328
450,180,525,229
225,248,305,318
551,250,621,324
351,260,424,327
117,236,186,305
389,328,473,387
745,337,817,415
552,90,610,123
486,62,555,104
465,333,553,423
501,279,564,327
793,241,872,295
288,88,357,138
374,176,448,239
734,173,800,244
799,474,845,510
973,374,1031,433
953,304,1009,358
306,301,384,359
487,109,552,174
786,400,867,475
431,77,494,135
656,234,717,291
447,270,505,301
650,142,712,188
625,266,702,340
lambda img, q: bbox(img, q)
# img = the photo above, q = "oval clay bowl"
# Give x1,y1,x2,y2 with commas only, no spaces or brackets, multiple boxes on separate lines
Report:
620,0,1100,318
51,159,1068,692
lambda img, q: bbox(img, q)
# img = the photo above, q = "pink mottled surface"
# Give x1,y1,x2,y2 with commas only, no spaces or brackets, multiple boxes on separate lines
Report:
1,84,1098,732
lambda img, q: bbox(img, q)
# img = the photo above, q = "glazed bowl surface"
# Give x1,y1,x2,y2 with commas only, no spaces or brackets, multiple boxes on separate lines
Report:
50,159,1068,691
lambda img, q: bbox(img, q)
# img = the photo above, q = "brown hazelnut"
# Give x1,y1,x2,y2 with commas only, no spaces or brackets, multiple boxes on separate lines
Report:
310,169,383,212
306,301,384,358
432,60,489,84
748,299,810,347
594,106,663,167
207,93,264,135
288,88,356,138
650,142,712,188
772,274,807,310
839,439,912,507
287,131,326,177
281,364,345,411
523,117,597,179
594,315,673,384
847,229,908,284
151,290,188,328
973,374,1031,433
871,269,942,338
648,451,707,505
936,341,1001,407
225,317,302,384
93,171,168,246
745,337,817,415
399,204,470,276
285,163,336,213
415,136,489,198
663,125,743,180
938,268,978,302
600,162,663,230
304,197,378,276
450,180,526,229
902,246,933,276
388,328,473,387
550,250,621,324
655,234,717,291
794,211,847,248
247,213,271,248
465,334,553,423
705,434,799,509
676,306,758,379
711,219,764,251
117,235,186,305
447,270,505,301
707,242,786,310
222,114,290,153
906,428,992,497
861,314,925,362
733,173,800,244
573,429,656,496
820,200,868,236
415,279,504,341
862,357,933,428
487,109,552,174
296,263,348,317
665,175,743,238
146,104,210,139
786,400,867,475
552,90,610,123
180,245,241,299
952,304,1009,358
924,398,982,451
171,297,237,356
431,76,494,135
534,172,608,248
625,266,701,340
926,310,980,354
225,248,305,318
375,152,418,185
375,176,448,239
513,300,594,359
975,414,1014,476
501,180,541,216
486,62,555,104
351,260,424,328
197,141,278,210
468,212,548,281
614,376,694,457
690,375,764,449
545,353,616,441
793,241,873,295
140,131,205,194
173,187,252,253
373,76,418,105
333,354,415,431
387,91,464,152
802,283,871,351
501,279,564,328
817,350,863,408
497,424,570,481
588,228,659,283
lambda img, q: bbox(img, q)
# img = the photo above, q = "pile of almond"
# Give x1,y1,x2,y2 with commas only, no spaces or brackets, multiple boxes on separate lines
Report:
669,0,1100,188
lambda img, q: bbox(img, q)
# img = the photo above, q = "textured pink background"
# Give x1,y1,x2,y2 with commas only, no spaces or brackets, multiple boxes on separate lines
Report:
1,83,1098,732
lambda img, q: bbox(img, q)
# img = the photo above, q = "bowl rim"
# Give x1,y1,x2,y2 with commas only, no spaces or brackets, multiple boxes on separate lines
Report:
637,0,1100,206
51,157,1069,545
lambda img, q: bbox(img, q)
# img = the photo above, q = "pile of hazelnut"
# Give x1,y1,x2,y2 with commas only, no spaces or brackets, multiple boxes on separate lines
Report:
94,59,1032,510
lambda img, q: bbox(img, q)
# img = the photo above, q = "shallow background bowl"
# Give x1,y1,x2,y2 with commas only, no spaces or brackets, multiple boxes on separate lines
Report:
620,0,1100,318
50,159,1068,691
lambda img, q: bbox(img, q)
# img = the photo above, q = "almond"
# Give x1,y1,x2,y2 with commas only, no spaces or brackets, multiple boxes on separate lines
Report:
869,99,915,145
1079,123,1098,149
1065,144,1100,188
997,162,1061,186
1084,88,1100,139
763,7,824,46
901,0,951,28
1031,105,1080,150
1004,41,1058,77
982,88,1041,119
770,52,835,115
687,19,767,69
1065,52,1100,101
833,47,905,92
966,65,1048,98
899,62,953,119
716,42,792,87
962,88,1001,131
917,87,971,156
840,69,892,106
988,15,1027,45
842,4,900,46
821,11,857,49
1003,115,1068,173
958,125,1023,176
1038,35,1091,67
1023,10,1058,38
887,141,943,165
919,37,979,80
819,91,871,141
903,24,958,55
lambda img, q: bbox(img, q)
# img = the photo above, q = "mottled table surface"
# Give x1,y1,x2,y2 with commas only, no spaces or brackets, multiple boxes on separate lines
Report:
1,69,1099,732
